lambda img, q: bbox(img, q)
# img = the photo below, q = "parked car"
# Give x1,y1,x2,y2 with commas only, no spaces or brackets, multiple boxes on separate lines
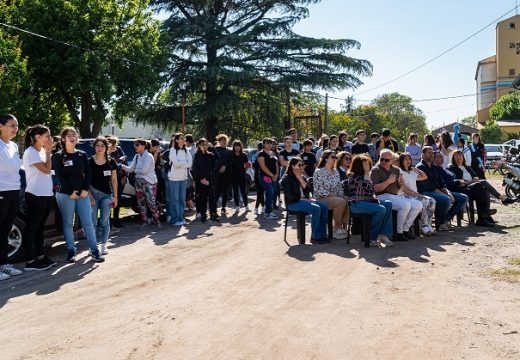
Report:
485,144,507,161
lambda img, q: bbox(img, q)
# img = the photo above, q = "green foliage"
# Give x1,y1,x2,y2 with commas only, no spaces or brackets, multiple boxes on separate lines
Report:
152,0,372,140
11,0,164,137
480,120,507,143
489,92,520,121
460,115,477,128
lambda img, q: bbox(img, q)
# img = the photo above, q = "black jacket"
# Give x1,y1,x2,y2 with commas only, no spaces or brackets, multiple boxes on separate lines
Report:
448,164,477,180
192,152,216,183
416,160,446,193
281,172,310,205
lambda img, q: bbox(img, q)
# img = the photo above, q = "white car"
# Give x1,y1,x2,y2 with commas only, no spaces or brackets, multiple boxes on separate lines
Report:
485,144,507,161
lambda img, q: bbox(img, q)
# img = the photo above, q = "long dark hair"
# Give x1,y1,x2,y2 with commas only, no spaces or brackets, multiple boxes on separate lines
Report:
93,136,109,162
440,131,454,150
318,150,334,168
173,132,186,152
451,149,467,167
232,140,244,154
399,153,413,171
286,156,302,176
349,155,370,177
0,114,16,126
60,127,78,149
196,138,209,154
424,134,435,147
338,131,348,148
24,124,50,149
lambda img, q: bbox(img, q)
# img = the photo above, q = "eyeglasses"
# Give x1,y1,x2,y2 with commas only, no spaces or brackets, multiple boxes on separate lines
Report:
296,164,304,167
380,158,392,162
329,156,337,160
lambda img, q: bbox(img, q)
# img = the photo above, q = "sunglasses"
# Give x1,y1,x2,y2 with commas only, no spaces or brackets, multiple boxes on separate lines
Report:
345,157,352,161
380,158,392,162
296,163,304,167
329,156,337,160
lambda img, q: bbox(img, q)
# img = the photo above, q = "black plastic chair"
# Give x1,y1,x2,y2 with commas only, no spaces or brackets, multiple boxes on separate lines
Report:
346,205,371,248
284,209,306,245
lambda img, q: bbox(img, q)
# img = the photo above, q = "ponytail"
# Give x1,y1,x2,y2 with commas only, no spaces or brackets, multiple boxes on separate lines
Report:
24,124,50,149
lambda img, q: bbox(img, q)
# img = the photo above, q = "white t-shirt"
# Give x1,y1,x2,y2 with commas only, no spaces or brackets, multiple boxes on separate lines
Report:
459,165,473,182
0,140,21,191
400,169,418,193
22,146,53,196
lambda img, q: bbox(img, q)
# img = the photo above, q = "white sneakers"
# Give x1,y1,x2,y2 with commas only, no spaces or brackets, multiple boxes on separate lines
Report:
100,244,108,255
235,206,240,212
377,234,394,247
333,229,347,240
0,264,23,278
264,213,279,220
421,225,434,236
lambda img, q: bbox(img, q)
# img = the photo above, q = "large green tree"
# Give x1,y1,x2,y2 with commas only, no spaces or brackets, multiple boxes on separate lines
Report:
371,92,428,146
151,0,372,141
12,0,163,137
489,92,520,121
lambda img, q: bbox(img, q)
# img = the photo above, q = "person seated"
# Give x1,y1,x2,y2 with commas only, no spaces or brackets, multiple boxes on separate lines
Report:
398,153,436,236
336,151,352,181
313,150,349,240
370,149,423,241
281,157,329,244
448,150,515,226
416,147,468,231
345,155,393,248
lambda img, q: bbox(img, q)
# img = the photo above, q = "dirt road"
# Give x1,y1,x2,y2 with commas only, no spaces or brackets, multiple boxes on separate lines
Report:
1,199,519,359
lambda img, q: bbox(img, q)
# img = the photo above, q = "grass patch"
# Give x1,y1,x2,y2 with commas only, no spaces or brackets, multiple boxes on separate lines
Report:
490,268,520,283
509,258,520,266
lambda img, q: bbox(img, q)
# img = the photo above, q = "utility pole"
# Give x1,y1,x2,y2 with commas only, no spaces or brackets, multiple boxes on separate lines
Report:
324,93,329,135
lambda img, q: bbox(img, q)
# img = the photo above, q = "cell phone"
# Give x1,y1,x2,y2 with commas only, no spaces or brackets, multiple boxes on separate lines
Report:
263,176,272,183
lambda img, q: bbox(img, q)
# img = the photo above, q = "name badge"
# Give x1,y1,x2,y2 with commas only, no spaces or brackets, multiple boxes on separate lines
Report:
103,170,111,177
303,156,308,161
64,160,73,167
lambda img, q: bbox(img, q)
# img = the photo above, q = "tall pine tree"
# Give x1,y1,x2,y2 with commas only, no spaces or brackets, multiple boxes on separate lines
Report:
152,0,372,140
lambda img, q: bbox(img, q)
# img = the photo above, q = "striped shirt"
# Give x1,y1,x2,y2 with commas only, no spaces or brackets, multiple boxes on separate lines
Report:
346,174,378,204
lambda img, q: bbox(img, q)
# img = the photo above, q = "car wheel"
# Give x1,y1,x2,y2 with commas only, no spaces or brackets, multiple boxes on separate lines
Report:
8,217,25,262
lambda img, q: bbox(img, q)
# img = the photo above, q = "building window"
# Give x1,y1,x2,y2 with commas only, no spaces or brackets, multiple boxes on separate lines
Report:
511,42,516,48
510,22,516,29
509,68,516,76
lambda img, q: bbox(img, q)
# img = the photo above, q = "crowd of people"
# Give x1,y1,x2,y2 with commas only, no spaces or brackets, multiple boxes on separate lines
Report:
0,113,517,280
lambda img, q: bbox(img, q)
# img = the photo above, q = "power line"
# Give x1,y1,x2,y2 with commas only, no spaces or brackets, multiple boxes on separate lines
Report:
0,21,163,71
354,5,519,96
327,89,496,104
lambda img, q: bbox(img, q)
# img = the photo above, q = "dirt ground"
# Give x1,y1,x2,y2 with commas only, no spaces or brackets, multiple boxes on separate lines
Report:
1,178,520,360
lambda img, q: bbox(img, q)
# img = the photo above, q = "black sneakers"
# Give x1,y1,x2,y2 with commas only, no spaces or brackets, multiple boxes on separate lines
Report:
91,249,105,263
25,259,52,271
41,255,57,267
394,233,409,241
404,230,415,240
66,250,76,263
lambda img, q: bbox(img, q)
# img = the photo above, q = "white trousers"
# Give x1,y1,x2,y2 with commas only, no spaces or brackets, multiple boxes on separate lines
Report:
377,193,423,233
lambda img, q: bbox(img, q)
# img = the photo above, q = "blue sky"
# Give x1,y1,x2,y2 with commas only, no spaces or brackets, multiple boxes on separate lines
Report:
291,0,519,129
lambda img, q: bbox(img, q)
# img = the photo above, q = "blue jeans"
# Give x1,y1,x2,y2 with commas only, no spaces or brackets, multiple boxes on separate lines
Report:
262,180,275,214
423,191,468,224
90,187,112,244
288,200,328,240
55,192,98,253
163,171,170,218
169,180,187,223
350,200,393,240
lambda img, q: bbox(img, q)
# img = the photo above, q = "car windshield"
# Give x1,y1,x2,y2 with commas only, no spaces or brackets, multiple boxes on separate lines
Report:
486,146,501,153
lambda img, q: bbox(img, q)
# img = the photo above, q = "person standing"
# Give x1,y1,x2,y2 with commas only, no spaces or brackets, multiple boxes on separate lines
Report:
253,142,265,214
53,127,104,263
22,124,57,271
470,133,486,179
89,137,118,255
376,128,399,154
338,131,353,152
405,133,422,166
438,131,456,168
286,128,301,152
351,130,370,155
257,138,279,220
106,136,126,228
123,139,161,229
368,132,380,163
192,138,218,222
457,138,472,166
167,133,192,226
0,114,24,279
229,140,249,212
301,139,317,178
213,134,232,215
278,136,300,177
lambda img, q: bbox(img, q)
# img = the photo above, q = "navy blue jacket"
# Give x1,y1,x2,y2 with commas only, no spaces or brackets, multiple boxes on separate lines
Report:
415,160,446,193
